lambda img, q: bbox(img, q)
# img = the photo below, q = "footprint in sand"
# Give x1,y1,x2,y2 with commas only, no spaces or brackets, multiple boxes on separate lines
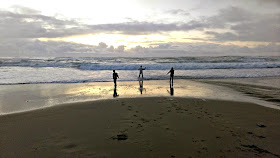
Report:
64,144,77,149
215,114,222,117
247,132,266,139
247,132,253,135
111,134,128,140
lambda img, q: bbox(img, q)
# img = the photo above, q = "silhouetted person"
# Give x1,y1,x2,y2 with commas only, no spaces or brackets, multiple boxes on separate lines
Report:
113,70,119,88
113,87,119,97
138,65,146,78
167,67,174,87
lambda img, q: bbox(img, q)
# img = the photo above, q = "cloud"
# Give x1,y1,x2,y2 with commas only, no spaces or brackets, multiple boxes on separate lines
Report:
204,7,280,42
115,45,125,52
0,6,203,38
154,43,172,49
165,9,190,16
0,39,279,57
97,42,108,49
150,42,280,55
205,6,256,28
1,5,279,43
0,7,89,38
10,5,42,14
0,39,128,57
0,5,279,57
130,45,148,53
256,0,280,6
89,20,206,35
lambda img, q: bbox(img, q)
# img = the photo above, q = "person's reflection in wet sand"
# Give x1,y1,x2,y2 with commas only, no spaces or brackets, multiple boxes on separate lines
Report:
139,79,145,95
168,82,174,96
113,87,119,98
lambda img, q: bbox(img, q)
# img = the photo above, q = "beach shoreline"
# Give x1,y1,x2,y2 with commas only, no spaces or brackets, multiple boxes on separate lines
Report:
0,77,279,116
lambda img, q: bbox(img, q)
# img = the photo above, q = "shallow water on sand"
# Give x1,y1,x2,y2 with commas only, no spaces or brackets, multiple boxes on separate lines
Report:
0,79,279,115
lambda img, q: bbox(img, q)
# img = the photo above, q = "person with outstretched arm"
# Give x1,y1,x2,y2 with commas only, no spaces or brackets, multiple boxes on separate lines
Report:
167,67,174,87
138,65,146,78
113,70,119,87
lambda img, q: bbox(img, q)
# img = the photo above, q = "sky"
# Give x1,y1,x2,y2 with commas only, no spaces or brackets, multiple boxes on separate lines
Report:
0,0,279,57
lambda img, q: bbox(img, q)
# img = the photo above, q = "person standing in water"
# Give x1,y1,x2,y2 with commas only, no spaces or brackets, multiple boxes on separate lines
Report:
113,70,119,87
138,65,146,78
167,67,174,87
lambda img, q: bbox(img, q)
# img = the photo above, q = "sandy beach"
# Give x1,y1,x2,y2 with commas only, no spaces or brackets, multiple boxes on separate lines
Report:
1,97,280,158
0,78,280,157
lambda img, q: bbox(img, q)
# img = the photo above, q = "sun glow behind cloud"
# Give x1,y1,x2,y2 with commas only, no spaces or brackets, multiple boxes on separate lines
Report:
40,30,211,49
40,33,169,48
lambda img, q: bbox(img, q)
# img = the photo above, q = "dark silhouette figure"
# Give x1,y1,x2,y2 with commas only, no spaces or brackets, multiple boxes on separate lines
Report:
113,87,119,97
167,82,174,96
167,67,174,87
139,79,145,94
138,65,146,78
170,87,174,95
113,70,119,88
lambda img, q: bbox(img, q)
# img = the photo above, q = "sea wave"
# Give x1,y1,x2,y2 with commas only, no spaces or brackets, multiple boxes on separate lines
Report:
1,56,280,70
0,67,280,85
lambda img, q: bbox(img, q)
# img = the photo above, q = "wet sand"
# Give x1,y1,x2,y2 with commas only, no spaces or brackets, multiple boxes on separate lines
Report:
199,77,280,106
1,78,279,115
0,97,279,158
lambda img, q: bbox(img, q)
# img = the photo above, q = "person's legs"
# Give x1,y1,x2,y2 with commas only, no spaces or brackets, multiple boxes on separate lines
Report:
114,79,117,87
170,76,173,87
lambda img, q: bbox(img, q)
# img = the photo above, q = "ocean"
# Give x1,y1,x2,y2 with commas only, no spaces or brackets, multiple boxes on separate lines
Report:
0,56,280,84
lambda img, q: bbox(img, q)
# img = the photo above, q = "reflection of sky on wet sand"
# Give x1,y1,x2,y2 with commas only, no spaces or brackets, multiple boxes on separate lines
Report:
0,79,279,115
